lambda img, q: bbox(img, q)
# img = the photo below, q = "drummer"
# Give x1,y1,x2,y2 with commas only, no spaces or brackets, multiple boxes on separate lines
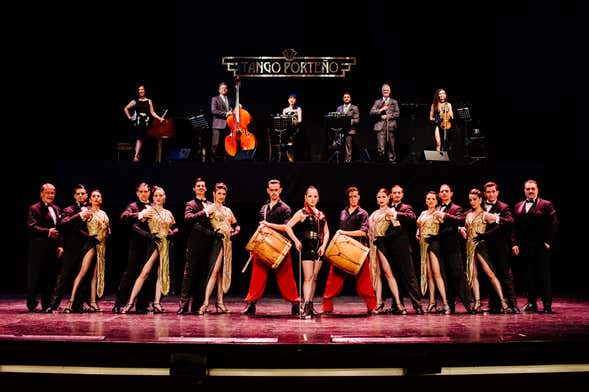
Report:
321,186,378,315
241,179,300,316
261,185,329,319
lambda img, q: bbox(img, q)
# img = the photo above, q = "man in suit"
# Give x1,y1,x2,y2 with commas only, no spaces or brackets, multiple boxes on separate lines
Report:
431,184,475,314
177,178,223,314
370,83,400,163
210,82,233,162
112,182,154,314
47,184,93,312
512,179,558,313
480,181,519,314
336,92,360,163
26,183,63,312
381,185,424,314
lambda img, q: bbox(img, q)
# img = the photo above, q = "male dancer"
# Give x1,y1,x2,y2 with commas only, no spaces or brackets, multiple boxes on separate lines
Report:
241,179,300,315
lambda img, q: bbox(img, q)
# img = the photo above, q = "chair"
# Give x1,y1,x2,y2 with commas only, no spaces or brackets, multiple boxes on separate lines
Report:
116,142,134,161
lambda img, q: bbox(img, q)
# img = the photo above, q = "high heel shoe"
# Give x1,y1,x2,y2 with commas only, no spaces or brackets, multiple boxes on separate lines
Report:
426,303,437,313
88,302,101,312
499,300,509,314
196,303,209,315
473,300,482,313
63,301,73,314
375,303,385,314
440,303,451,315
215,302,229,313
120,302,134,314
390,303,408,315
153,303,165,313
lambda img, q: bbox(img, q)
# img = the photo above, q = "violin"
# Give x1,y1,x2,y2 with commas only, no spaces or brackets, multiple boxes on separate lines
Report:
225,77,256,157
434,103,452,130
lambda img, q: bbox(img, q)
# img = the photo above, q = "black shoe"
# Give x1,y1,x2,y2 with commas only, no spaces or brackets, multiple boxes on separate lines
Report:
177,307,189,315
135,307,149,314
27,300,39,312
240,302,256,315
542,301,554,314
414,305,425,315
523,302,539,312
510,306,521,314
112,305,121,314
43,307,53,313
291,302,300,316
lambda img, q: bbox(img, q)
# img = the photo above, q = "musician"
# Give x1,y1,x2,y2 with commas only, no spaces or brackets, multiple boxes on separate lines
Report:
321,186,377,315
370,83,399,163
512,179,558,313
26,183,63,312
380,185,424,314
121,186,177,314
262,186,329,319
210,82,234,162
429,88,454,152
241,179,300,315
336,92,360,163
124,85,165,162
282,93,302,162
64,190,110,313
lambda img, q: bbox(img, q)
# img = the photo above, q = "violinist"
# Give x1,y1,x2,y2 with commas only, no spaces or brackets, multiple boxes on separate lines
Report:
124,85,165,162
370,84,399,163
281,93,302,162
210,82,234,162
429,88,454,152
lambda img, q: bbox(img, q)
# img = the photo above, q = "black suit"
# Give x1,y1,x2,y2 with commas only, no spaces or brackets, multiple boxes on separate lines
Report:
383,202,421,310
437,202,472,312
512,198,557,307
178,198,218,312
482,200,517,309
49,203,90,310
114,201,153,310
26,202,61,311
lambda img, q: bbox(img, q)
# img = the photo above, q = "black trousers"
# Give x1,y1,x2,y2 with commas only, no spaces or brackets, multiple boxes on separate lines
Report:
522,244,552,304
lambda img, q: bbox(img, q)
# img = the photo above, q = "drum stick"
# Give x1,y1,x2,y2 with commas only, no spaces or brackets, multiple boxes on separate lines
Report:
241,253,253,273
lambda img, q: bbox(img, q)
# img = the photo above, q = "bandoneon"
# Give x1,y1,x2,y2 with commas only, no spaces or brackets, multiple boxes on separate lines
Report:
324,232,369,275
245,226,292,269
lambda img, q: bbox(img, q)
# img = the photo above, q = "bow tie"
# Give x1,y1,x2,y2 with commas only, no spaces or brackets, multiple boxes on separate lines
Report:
485,201,494,206
197,198,206,203
526,198,535,204
441,204,449,209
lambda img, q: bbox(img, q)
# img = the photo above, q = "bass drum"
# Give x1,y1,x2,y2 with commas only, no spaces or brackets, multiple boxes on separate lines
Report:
324,232,369,275
245,226,291,269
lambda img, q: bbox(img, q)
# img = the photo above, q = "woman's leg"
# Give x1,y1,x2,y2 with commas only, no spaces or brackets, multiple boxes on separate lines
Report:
472,262,481,310
434,126,441,151
127,250,158,307
378,250,402,307
134,139,142,161
302,260,315,302
203,250,224,308
428,251,448,306
68,248,96,308
309,260,323,301
477,253,506,304
90,258,98,307
426,255,437,310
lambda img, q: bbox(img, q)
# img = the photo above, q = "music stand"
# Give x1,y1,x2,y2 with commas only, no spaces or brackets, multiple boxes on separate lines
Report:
270,115,294,162
325,112,350,163
188,113,209,162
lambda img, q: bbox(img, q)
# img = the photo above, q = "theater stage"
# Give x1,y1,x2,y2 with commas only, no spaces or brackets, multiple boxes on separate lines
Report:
1,294,588,387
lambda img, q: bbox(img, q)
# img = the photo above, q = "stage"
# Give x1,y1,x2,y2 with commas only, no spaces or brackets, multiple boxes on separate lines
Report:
1,294,588,388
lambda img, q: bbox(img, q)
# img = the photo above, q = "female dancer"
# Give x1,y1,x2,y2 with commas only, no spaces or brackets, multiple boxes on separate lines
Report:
64,190,110,313
198,183,240,314
122,186,177,313
460,188,508,313
416,191,450,314
262,186,329,318
368,188,406,314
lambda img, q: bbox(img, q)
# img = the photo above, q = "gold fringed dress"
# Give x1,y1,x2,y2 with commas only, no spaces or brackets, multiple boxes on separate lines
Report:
416,210,439,296
210,205,235,294
148,207,175,295
465,210,486,287
87,210,109,298
368,208,392,290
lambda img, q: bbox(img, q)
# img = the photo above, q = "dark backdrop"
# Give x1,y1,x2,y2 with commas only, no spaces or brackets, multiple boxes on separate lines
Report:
5,1,583,295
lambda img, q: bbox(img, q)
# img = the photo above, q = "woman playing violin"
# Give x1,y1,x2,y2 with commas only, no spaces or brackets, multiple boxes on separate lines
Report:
429,88,454,152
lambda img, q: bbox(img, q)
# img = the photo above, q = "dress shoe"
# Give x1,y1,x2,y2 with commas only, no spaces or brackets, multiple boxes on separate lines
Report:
27,300,39,312
510,306,521,314
291,302,300,316
240,302,256,315
112,305,121,314
177,307,189,315
43,307,53,313
135,307,149,314
523,302,539,312
542,301,554,314
414,305,425,315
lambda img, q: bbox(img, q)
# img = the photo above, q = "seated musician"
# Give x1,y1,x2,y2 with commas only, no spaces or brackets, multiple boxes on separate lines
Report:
282,93,302,162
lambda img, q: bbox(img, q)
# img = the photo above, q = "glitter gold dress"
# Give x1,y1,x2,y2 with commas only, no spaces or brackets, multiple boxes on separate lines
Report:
87,209,110,298
148,207,175,295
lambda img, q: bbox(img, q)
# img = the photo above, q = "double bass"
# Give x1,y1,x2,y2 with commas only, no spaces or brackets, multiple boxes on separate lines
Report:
225,77,256,157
